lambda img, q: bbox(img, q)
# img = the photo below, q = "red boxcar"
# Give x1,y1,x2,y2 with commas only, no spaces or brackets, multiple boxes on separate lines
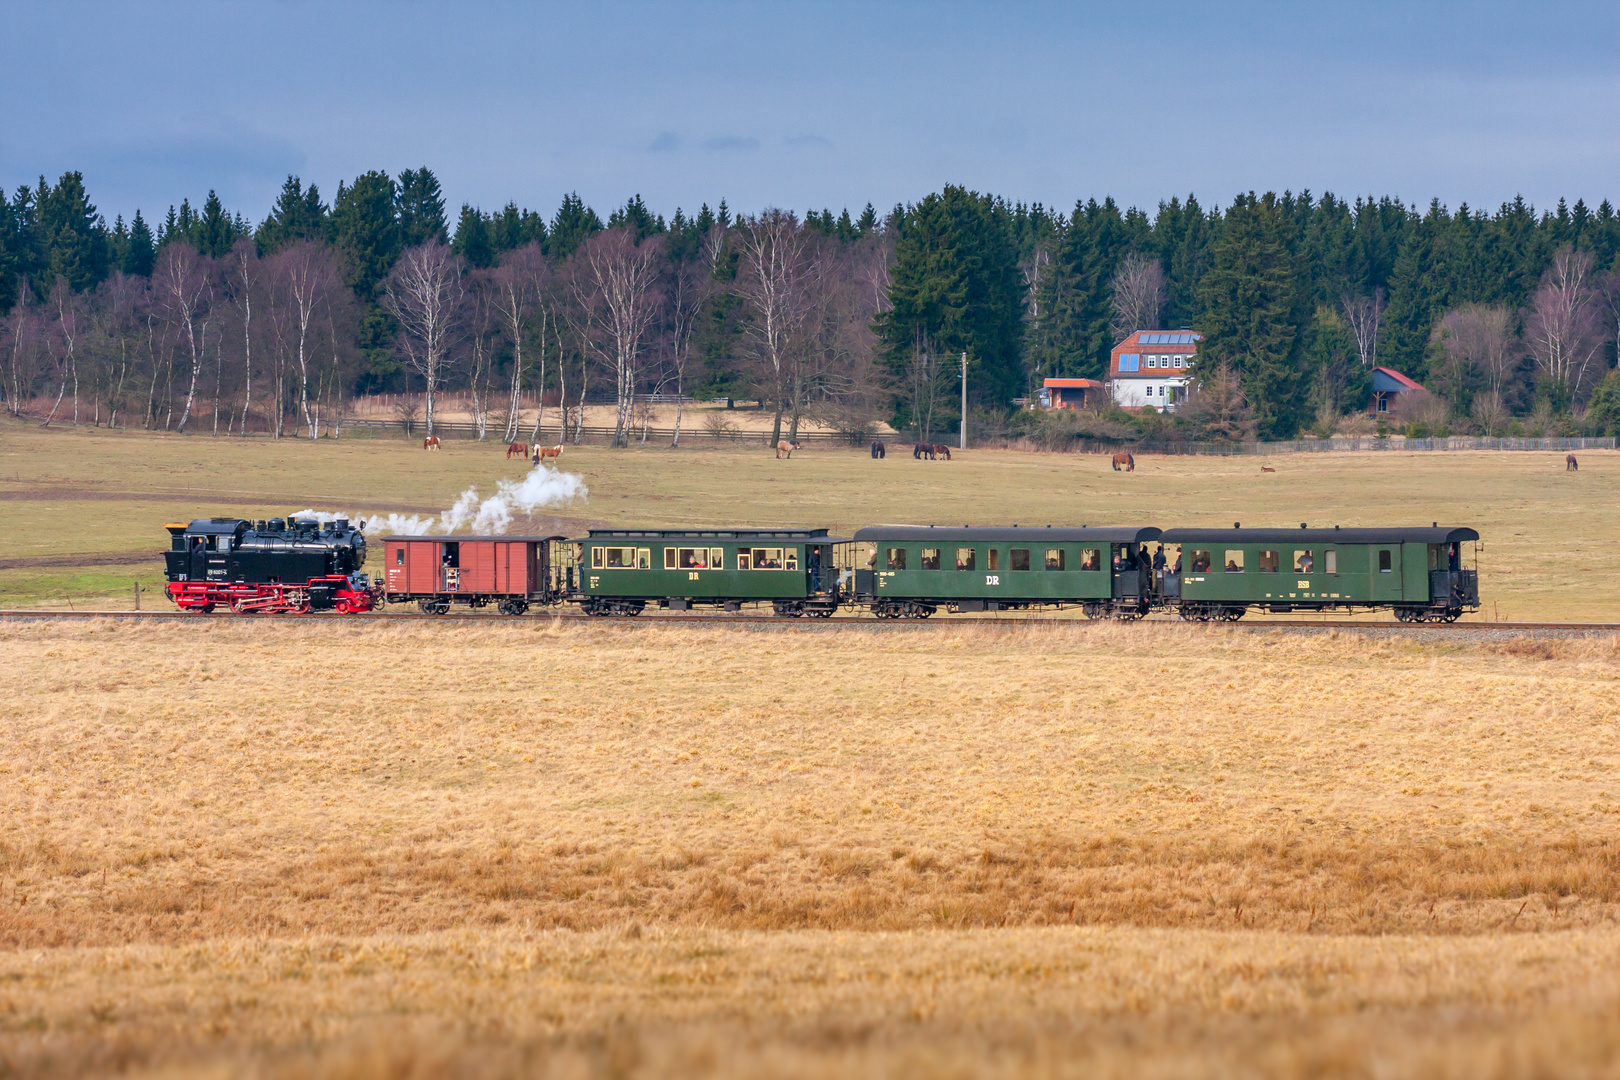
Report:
382,535,567,614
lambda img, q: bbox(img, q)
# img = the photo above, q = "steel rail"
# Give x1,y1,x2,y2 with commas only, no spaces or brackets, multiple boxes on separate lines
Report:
1,609,1614,632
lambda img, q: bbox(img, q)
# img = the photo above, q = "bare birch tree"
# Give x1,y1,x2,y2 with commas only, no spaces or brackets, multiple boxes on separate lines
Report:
382,240,464,437
1524,247,1604,401
1340,289,1385,369
1436,304,1517,399
734,209,813,445
155,243,211,432
568,228,663,447
269,240,341,439
664,245,713,446
1108,253,1166,340
492,243,548,443
42,279,83,427
227,238,260,435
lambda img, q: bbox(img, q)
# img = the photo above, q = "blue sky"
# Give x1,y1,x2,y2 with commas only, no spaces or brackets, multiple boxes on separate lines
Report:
2,1,1615,226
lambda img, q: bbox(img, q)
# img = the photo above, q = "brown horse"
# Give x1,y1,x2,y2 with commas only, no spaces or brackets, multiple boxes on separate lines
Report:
423,436,441,450
1111,452,1134,472
1567,454,1579,471
931,443,952,460
871,440,886,459
533,444,564,464
506,441,528,459
775,440,802,459
1260,465,1276,473
913,443,933,460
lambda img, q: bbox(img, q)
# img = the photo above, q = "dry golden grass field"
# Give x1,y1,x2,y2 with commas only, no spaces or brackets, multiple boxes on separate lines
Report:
0,416,1615,619
3,617,1620,1077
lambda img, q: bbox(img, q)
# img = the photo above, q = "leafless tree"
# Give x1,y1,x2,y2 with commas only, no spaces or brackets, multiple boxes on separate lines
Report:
1436,304,1517,399
1524,247,1604,400
663,246,713,446
1108,253,1166,340
154,243,211,432
734,209,815,445
492,244,549,444
41,278,83,427
1182,364,1256,442
567,228,664,447
898,328,954,441
382,240,465,436
87,272,142,427
3,287,42,418
269,240,343,439
1340,289,1385,369
225,239,261,435
463,270,501,440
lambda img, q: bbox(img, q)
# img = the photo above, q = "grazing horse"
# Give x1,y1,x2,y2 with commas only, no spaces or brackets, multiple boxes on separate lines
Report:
1567,453,1579,471
931,443,952,460
913,443,934,460
1111,452,1134,472
423,436,441,450
871,440,886,459
775,439,802,459
506,441,528,460
533,443,564,465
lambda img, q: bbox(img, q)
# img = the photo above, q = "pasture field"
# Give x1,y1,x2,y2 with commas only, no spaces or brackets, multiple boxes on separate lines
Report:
0,416,1614,619
2,618,1619,1077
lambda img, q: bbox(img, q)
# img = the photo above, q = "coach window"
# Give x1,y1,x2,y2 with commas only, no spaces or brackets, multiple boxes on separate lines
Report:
955,548,976,571
738,550,753,570
591,547,605,570
784,549,799,571
664,548,677,569
395,548,405,566
638,549,651,569
1325,549,1337,575
1190,549,1211,573
887,548,907,571
1081,548,1100,571
710,548,724,570
1010,548,1030,571
1045,548,1065,571
1378,549,1393,572
988,549,1000,571
1224,550,1245,572
921,548,941,570
751,548,784,569
1293,549,1314,573
1258,549,1279,573
677,547,708,569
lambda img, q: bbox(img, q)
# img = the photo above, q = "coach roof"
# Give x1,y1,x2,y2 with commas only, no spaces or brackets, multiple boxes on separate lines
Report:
1158,526,1479,545
853,525,1162,544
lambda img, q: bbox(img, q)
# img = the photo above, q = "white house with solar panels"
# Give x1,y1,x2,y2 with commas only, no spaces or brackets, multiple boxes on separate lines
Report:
1108,330,1200,411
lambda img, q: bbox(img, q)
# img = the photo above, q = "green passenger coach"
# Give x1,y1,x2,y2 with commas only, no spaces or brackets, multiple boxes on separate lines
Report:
574,528,847,616
849,525,1163,619
1156,525,1480,622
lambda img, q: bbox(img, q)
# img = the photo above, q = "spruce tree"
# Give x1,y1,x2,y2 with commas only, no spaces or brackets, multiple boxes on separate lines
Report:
195,190,235,257
331,171,401,301
397,168,448,246
37,171,110,291
1195,191,1302,439
451,203,494,268
124,210,155,276
549,192,603,257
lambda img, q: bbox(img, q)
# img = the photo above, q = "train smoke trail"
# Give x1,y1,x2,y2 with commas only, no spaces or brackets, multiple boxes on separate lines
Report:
292,465,588,536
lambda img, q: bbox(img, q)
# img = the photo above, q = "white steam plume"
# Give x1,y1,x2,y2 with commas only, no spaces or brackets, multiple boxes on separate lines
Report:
291,465,587,537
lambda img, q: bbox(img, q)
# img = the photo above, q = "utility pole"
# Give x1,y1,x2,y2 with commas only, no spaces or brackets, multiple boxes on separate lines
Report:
959,351,968,450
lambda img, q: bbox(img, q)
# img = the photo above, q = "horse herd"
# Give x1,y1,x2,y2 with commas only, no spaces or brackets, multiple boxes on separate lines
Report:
864,441,953,460
421,435,564,466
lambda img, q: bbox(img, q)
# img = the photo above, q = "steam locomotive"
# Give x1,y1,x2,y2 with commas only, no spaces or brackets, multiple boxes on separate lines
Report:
163,515,377,614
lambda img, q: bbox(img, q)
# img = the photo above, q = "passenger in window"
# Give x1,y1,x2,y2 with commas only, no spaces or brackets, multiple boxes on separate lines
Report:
1295,550,1314,573
1152,546,1166,572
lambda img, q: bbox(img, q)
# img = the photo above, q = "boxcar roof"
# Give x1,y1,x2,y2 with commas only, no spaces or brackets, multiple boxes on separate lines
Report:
1158,526,1479,544
853,525,1162,543
380,534,567,542
577,528,849,541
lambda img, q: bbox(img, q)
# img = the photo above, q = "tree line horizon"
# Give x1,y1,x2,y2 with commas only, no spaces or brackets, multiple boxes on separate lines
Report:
2,167,1618,445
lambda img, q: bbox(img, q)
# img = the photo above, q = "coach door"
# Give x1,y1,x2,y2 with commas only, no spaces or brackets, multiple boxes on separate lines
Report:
1371,546,1400,601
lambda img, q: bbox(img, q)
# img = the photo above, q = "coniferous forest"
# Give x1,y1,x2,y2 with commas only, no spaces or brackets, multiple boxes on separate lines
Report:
2,169,1618,444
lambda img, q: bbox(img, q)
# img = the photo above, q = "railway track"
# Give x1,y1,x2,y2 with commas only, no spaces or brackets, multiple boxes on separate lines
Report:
1,608,1614,633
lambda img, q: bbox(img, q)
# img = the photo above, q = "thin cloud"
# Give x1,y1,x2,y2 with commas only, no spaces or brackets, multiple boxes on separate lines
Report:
785,133,833,149
648,131,681,153
703,134,760,152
